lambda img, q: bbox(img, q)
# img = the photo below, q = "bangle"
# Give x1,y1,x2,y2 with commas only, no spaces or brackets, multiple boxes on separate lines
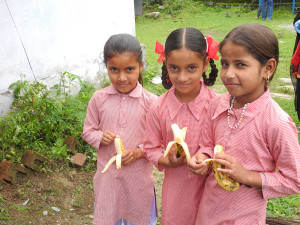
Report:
259,172,268,191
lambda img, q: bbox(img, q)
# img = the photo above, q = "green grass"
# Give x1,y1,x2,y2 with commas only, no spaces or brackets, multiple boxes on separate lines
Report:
137,2,300,221
137,3,297,101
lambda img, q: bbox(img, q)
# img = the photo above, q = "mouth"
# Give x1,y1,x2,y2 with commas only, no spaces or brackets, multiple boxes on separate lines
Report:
176,83,189,88
117,83,128,87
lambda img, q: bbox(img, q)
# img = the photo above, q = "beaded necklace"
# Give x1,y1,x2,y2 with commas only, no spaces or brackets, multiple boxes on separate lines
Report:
227,97,249,129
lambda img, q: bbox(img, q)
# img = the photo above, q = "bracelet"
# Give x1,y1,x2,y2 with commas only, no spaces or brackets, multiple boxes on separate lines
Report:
259,172,268,191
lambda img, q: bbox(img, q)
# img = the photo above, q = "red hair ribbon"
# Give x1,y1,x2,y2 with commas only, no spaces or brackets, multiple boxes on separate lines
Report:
166,73,170,83
155,41,165,63
206,35,219,60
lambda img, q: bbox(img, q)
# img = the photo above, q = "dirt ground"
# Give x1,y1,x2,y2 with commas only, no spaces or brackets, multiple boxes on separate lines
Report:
0,161,164,225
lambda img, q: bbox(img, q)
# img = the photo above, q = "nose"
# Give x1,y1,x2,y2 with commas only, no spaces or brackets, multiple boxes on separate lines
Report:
177,71,188,82
222,65,235,80
118,71,127,81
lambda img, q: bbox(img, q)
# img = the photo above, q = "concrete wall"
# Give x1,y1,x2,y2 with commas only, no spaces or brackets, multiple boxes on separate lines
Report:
0,0,135,116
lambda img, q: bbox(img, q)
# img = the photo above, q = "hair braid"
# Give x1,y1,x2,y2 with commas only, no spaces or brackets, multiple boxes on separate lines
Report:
202,58,218,86
161,63,172,89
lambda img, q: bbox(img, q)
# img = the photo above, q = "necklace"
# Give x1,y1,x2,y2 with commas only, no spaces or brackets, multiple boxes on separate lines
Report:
227,97,249,129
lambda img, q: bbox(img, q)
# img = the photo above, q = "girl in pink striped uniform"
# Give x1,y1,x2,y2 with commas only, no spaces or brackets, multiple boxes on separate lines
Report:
82,34,158,225
189,23,300,224
144,27,219,225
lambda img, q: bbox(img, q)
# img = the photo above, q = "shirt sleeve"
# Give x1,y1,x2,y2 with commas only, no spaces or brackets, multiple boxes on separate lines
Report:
81,93,103,150
198,107,215,158
262,117,300,199
143,103,165,171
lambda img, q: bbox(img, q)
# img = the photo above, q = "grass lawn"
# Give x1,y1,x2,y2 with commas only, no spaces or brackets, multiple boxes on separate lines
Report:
136,2,300,222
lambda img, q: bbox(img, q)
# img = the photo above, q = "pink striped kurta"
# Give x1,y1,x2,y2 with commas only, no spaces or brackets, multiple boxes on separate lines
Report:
82,83,157,225
144,81,217,225
197,89,300,224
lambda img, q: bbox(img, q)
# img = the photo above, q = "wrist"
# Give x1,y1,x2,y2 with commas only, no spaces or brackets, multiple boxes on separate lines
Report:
135,148,143,159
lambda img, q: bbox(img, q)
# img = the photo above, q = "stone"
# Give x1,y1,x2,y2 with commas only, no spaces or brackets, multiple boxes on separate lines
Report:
146,12,160,19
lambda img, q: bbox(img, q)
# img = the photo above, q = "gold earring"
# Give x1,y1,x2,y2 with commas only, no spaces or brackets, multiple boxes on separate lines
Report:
266,75,270,83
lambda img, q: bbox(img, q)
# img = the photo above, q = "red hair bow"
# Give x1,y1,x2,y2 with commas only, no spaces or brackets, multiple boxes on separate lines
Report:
155,41,165,63
206,35,219,60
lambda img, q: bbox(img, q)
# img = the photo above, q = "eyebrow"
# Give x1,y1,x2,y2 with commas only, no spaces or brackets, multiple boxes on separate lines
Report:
168,63,199,67
220,59,249,64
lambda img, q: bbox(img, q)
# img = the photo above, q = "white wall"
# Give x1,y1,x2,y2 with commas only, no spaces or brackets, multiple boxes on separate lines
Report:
0,0,136,116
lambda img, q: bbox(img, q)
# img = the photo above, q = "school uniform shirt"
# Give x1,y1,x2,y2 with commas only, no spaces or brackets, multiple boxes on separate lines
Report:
196,89,300,225
144,81,217,225
82,83,158,225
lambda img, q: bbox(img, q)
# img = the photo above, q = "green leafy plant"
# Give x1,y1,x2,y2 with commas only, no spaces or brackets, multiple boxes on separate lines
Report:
0,72,96,165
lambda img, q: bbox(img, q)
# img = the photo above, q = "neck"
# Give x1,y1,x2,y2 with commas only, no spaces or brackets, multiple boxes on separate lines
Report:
232,86,266,109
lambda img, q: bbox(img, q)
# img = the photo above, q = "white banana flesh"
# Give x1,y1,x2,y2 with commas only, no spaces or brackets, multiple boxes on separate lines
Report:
101,136,125,173
164,123,191,162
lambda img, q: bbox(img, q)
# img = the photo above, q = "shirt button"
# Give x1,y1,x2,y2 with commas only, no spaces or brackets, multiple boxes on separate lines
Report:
123,97,125,100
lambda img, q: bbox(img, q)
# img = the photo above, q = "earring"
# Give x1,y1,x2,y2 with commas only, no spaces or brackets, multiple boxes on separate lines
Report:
266,75,270,83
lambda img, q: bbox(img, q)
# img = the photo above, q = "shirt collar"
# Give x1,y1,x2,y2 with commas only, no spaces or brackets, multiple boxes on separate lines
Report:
167,81,212,121
212,88,272,129
106,82,143,98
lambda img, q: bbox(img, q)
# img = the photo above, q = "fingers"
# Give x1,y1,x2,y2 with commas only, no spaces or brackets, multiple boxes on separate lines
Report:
101,130,116,146
121,150,136,166
188,157,210,175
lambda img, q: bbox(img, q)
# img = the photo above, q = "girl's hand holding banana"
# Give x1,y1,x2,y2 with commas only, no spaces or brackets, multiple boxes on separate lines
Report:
188,152,211,175
121,148,143,166
166,148,187,167
213,149,263,190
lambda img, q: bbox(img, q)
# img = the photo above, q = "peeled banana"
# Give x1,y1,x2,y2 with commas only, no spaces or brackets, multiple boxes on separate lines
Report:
164,123,191,162
205,145,240,191
101,135,125,173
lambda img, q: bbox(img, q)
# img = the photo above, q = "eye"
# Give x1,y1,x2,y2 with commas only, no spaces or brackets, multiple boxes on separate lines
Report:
110,67,118,72
237,63,246,67
170,65,178,71
126,67,134,72
220,61,228,67
188,66,196,71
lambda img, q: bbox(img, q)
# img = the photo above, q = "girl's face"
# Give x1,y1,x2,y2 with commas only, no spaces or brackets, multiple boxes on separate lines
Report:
220,41,270,107
166,48,209,102
107,52,143,94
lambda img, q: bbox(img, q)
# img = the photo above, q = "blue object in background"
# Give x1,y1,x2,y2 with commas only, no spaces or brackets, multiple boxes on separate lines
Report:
295,20,300,33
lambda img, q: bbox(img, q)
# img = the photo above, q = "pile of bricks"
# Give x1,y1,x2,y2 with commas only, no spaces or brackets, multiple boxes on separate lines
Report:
0,150,47,184
0,136,87,184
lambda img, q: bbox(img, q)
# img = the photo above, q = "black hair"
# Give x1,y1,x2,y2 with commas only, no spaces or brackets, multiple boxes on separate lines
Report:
103,33,143,85
219,23,279,83
161,27,218,89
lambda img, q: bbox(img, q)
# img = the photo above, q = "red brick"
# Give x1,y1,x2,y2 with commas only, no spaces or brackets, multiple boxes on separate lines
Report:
71,153,87,167
21,150,48,171
64,136,77,154
0,161,32,184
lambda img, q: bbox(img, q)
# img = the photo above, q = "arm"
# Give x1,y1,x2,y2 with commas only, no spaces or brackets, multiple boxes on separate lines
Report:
143,104,165,170
262,119,300,198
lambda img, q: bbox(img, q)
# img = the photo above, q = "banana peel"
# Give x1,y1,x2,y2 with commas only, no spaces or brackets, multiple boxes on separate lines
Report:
204,145,240,191
101,135,125,173
164,123,191,163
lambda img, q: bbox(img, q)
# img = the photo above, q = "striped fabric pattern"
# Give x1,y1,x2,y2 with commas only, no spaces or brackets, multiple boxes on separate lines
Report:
144,81,218,225
197,89,300,225
82,83,158,225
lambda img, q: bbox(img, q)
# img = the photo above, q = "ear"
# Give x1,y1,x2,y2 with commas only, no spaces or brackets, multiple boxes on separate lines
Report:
139,60,144,71
203,57,210,72
263,58,277,80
